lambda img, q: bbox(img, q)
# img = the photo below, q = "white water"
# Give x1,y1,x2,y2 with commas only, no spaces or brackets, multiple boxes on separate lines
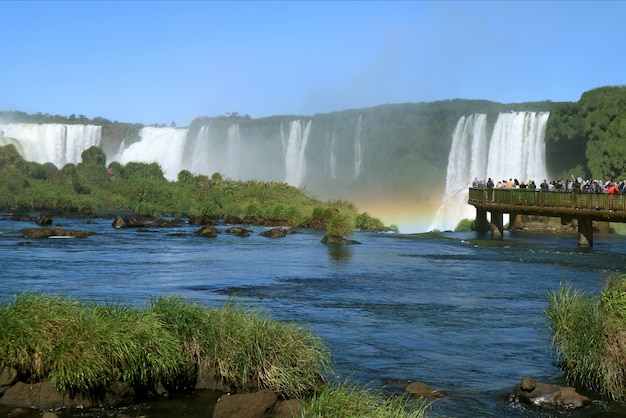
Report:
114,127,188,179
0,123,101,168
281,120,312,187
227,124,241,180
430,111,549,231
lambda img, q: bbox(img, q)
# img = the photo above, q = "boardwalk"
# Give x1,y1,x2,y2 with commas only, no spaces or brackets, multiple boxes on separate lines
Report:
468,188,626,246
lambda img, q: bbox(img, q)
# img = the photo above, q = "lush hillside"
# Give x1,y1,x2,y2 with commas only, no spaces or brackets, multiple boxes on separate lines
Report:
545,86,626,181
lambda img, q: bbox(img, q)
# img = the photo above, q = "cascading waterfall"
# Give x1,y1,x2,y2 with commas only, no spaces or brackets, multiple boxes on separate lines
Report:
430,111,549,231
189,125,211,176
0,123,101,168
115,126,188,179
486,111,549,184
281,120,312,187
354,115,362,181
227,124,240,180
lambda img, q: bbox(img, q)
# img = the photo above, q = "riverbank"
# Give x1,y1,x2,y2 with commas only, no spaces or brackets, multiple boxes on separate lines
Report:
0,293,430,417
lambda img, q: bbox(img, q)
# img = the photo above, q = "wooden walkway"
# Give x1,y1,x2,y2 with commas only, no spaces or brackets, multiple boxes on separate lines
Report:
468,188,626,246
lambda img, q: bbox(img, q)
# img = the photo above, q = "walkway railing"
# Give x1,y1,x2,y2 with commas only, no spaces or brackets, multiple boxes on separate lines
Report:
468,188,626,212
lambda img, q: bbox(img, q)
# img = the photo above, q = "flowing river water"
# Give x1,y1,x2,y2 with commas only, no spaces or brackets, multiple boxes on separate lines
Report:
2,215,626,417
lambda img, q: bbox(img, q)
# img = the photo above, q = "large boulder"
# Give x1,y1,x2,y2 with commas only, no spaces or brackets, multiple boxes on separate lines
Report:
507,377,590,409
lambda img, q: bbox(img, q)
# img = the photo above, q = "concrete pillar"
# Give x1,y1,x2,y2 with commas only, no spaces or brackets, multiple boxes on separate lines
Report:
490,211,503,239
578,218,593,247
475,208,489,232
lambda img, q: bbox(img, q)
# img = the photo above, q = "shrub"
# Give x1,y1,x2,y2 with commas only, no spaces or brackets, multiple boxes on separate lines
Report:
454,218,475,232
546,273,626,400
355,212,385,231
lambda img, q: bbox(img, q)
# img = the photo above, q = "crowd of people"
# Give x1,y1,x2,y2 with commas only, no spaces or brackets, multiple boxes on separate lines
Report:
472,177,626,194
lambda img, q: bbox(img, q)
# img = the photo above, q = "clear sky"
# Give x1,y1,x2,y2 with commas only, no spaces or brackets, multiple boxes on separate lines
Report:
1,1,625,126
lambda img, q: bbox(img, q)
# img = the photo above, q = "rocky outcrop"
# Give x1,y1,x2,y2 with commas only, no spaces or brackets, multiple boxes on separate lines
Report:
19,228,97,239
507,377,590,409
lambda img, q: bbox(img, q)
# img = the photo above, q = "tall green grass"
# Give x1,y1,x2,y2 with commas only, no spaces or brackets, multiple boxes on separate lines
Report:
546,273,626,400
300,380,430,418
0,293,329,399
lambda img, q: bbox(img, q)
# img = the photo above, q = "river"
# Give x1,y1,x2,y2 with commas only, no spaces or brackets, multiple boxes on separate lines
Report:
1,215,626,417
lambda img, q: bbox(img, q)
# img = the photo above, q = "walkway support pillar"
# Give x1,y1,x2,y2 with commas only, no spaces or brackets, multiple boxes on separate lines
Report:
490,211,503,240
475,208,489,232
578,217,593,247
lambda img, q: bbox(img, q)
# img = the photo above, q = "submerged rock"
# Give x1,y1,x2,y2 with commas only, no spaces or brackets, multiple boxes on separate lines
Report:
19,228,97,239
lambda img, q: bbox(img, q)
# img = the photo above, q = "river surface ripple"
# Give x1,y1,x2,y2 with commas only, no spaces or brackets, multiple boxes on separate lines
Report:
1,216,626,417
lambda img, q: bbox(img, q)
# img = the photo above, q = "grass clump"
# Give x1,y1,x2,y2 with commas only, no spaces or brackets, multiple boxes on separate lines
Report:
0,293,182,393
149,296,330,398
0,293,330,399
300,380,430,417
546,273,626,400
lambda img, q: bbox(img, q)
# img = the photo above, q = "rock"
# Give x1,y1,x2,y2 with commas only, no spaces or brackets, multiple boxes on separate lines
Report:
507,377,590,409
260,228,286,238
225,227,250,237
404,381,445,398
212,389,278,418
272,399,301,417
19,228,97,239
42,412,60,418
320,234,361,245
0,381,92,409
0,367,18,396
189,215,215,225
36,213,53,225
111,215,147,228
195,225,221,238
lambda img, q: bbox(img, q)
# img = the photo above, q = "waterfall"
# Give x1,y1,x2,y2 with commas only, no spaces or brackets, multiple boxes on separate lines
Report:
354,115,362,181
188,125,211,175
486,112,549,184
281,120,312,187
114,127,188,180
0,123,101,168
227,124,240,180
430,111,549,231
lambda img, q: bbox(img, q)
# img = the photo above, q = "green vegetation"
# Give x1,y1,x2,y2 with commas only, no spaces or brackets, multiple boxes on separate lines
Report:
545,85,626,180
0,293,329,398
546,272,626,400
301,380,430,417
0,293,430,416
454,218,475,232
0,143,390,231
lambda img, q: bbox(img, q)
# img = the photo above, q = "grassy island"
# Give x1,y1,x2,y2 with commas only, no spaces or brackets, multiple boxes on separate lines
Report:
0,144,395,236
0,293,428,417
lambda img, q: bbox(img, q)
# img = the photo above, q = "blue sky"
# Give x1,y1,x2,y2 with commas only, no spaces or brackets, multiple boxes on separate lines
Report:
1,1,625,126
